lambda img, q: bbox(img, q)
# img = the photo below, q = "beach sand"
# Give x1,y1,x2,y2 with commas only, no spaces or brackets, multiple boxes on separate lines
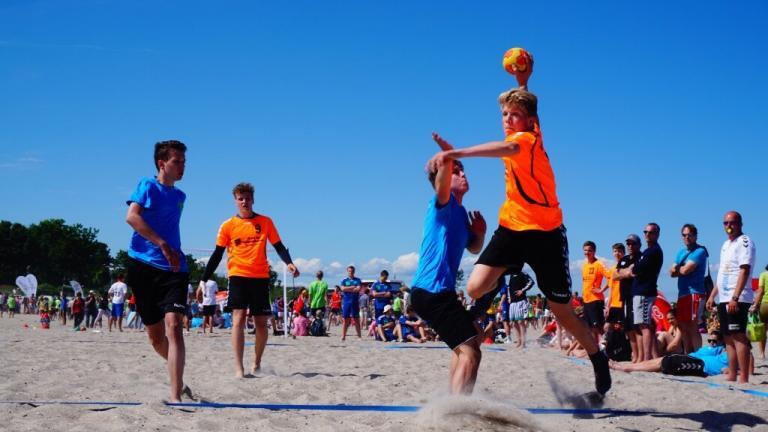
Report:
1,314,767,431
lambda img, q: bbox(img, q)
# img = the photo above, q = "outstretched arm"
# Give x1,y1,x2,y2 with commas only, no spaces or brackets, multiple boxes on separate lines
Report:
273,241,299,277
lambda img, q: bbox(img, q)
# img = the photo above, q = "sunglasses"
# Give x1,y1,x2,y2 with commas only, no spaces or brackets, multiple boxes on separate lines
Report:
707,339,718,344
643,230,659,234
681,233,696,238
722,221,739,226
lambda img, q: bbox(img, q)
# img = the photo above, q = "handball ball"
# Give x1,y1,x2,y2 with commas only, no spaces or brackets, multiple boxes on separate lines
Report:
503,47,532,74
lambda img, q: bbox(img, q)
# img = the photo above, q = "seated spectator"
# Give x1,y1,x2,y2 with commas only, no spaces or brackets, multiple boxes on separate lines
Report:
399,306,427,343
292,312,309,337
376,305,397,342
610,331,733,377
656,311,683,356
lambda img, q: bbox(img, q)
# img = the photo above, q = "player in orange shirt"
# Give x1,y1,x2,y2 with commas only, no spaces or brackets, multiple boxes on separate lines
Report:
427,65,612,396
201,182,299,378
604,243,626,330
582,241,608,344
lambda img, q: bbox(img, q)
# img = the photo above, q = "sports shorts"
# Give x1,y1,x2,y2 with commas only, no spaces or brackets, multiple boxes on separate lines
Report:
509,300,529,322
717,302,749,335
660,354,707,377
111,303,124,319
606,306,624,324
676,293,705,324
226,276,271,316
411,288,477,350
476,225,571,304
342,297,359,319
583,300,605,329
125,258,188,326
202,305,216,316
632,295,656,327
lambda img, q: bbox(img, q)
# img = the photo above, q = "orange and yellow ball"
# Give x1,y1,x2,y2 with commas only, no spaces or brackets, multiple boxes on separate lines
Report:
502,47,532,74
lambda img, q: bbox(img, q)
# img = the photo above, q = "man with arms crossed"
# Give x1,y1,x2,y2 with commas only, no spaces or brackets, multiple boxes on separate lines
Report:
706,211,758,383
125,140,191,402
200,182,299,377
411,153,486,394
669,223,708,353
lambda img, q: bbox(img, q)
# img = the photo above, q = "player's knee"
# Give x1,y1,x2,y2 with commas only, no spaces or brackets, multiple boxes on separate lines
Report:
466,280,483,299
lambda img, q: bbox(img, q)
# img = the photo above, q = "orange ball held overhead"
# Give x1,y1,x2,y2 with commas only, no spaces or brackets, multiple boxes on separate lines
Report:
502,47,532,75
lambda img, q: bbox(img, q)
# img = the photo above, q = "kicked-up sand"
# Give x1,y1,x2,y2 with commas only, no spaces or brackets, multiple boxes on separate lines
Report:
1,314,767,431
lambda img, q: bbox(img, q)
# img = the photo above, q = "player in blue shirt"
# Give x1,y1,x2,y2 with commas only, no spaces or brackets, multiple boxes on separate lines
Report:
124,140,192,403
340,266,362,341
410,135,486,394
370,270,393,320
399,306,427,343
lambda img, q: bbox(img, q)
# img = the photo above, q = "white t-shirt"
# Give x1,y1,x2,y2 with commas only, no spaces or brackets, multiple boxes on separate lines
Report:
202,280,218,306
717,234,756,304
109,282,128,305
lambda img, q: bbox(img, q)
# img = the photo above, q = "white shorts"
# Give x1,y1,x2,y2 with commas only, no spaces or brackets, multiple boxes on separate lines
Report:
632,296,656,327
509,301,529,322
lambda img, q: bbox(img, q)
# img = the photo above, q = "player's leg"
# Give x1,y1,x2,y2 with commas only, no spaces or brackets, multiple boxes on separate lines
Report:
231,309,247,377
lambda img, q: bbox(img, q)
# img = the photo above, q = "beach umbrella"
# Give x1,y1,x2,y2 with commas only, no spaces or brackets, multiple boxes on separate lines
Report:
15,274,38,297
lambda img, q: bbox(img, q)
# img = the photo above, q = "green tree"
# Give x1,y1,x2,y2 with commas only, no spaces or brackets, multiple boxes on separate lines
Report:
0,221,30,284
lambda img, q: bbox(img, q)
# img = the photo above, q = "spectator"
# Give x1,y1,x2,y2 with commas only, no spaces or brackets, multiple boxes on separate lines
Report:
669,223,708,353
307,271,328,318
72,292,85,329
370,270,393,320
706,211,757,383
581,240,608,344
632,223,664,361
108,274,127,333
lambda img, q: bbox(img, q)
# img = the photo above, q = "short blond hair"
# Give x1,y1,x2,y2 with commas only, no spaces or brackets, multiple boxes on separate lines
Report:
498,88,538,117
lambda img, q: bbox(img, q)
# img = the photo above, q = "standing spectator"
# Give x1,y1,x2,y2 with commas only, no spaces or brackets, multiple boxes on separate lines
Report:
706,211,757,383
616,234,642,362
755,264,768,360
669,223,708,353
329,286,342,327
581,241,608,344
59,291,68,325
108,274,128,332
370,270,393,320
85,291,98,328
307,271,328,317
392,290,404,318
508,270,534,348
95,295,110,329
632,224,664,361
339,266,362,341
358,287,370,329
0,292,6,318
604,243,626,328
197,279,218,335
72,292,85,329
7,294,17,318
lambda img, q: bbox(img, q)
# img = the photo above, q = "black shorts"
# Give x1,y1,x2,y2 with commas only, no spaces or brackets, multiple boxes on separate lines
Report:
717,302,750,335
125,258,189,326
606,307,624,324
411,288,478,350
227,276,272,316
476,225,571,304
583,300,605,329
202,305,216,316
660,354,707,377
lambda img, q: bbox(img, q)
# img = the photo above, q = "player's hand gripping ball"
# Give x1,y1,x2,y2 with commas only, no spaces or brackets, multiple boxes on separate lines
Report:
502,47,532,75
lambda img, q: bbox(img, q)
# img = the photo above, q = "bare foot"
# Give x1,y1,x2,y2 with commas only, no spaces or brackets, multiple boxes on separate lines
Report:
235,368,245,379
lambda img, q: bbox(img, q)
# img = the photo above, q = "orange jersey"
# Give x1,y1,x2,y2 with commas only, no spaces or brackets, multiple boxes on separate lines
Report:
499,130,563,232
216,214,281,278
605,265,622,308
581,260,606,303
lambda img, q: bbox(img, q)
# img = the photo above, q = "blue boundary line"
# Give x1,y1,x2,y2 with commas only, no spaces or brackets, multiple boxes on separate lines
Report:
381,345,506,352
662,377,768,399
0,400,659,415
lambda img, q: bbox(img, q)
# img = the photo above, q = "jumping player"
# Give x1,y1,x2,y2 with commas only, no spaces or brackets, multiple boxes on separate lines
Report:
427,68,612,395
200,182,299,377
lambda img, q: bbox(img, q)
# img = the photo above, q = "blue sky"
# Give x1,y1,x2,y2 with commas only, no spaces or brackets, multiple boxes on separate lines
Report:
2,1,766,298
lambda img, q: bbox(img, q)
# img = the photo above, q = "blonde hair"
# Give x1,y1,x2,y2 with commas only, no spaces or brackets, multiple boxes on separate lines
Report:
498,88,538,117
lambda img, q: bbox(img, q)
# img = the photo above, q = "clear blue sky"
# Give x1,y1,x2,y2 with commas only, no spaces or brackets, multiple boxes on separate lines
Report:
2,1,766,298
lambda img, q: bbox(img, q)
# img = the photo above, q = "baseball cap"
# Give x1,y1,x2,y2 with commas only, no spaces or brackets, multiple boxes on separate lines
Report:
383,305,393,313
626,234,641,245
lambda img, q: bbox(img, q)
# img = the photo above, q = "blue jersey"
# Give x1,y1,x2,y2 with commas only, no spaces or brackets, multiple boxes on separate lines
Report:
675,246,708,296
340,277,362,303
411,195,470,294
371,281,392,309
127,177,188,272
690,345,727,376
377,314,395,328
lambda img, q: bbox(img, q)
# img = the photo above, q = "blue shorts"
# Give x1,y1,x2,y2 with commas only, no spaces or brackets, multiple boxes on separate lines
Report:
111,303,124,318
383,330,396,341
342,300,359,319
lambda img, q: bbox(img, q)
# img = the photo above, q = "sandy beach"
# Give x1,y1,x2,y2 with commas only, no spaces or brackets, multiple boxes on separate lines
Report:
1,314,766,432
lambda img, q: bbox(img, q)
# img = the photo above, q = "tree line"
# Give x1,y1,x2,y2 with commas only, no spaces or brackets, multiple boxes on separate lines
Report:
0,219,282,298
